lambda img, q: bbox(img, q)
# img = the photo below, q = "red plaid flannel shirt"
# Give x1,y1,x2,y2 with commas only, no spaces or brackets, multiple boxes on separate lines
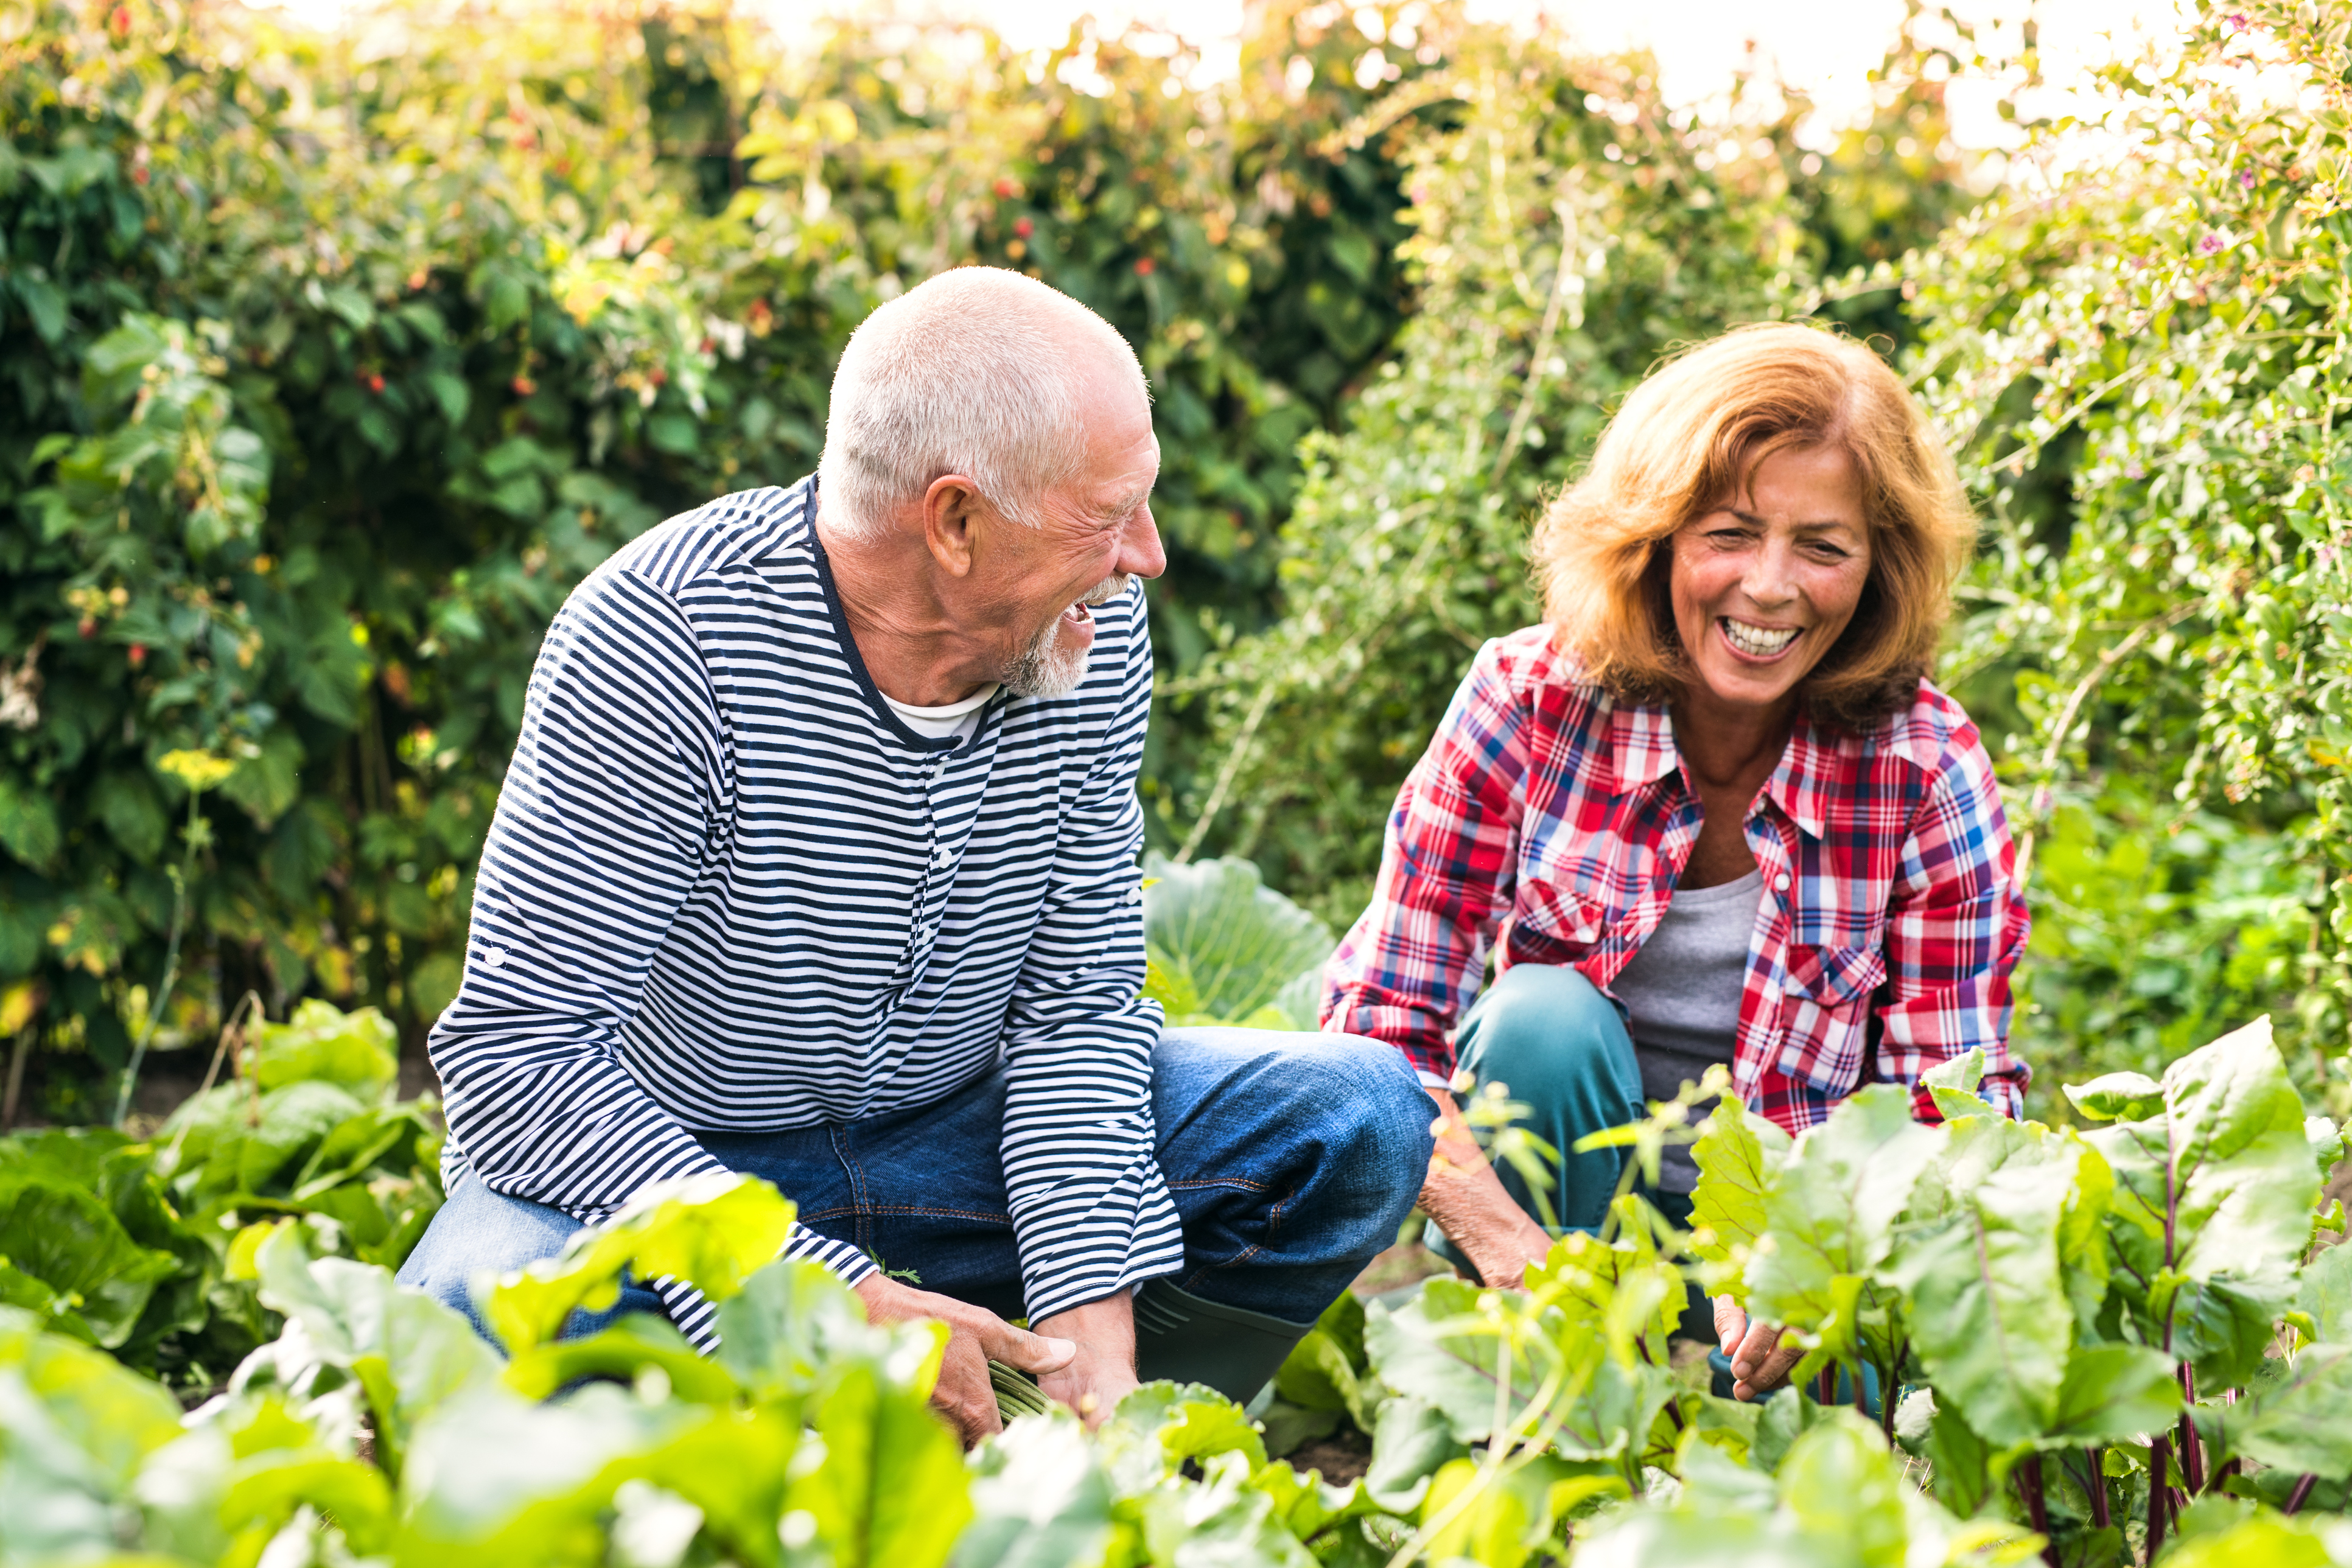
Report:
1321,626,2028,1135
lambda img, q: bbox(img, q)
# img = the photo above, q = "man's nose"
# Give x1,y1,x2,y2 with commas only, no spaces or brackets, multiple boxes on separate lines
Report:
1121,503,1168,581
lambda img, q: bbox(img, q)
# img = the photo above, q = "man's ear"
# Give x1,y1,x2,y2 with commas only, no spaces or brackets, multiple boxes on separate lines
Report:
922,475,984,578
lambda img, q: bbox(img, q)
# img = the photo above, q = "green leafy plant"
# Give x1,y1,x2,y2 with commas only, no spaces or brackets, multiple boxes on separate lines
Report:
0,997,441,1390
1139,853,1335,1029
1915,0,2352,1097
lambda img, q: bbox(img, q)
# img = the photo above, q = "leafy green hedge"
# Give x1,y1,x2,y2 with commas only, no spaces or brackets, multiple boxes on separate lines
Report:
0,0,1437,1114
10,1014,2352,1565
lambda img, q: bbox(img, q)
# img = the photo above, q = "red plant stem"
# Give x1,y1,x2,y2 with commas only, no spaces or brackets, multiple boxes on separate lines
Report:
2019,1455,2060,1567
2177,1364,2205,1494
2085,1446,2112,1530
1817,1367,1835,1405
2286,1473,2318,1516
2147,1435,2172,1561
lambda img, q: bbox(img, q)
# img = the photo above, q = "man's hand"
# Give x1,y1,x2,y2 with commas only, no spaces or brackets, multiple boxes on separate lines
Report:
1712,1295,1805,1401
1034,1290,1139,1429
855,1275,1074,1447
1418,1088,1557,1290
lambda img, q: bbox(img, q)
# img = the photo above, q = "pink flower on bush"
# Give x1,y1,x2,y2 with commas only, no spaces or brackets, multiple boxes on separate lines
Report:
2197,231,2225,254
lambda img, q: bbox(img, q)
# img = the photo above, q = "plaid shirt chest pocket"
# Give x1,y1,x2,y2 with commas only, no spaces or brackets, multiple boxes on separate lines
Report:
1773,935,1888,1094
1507,879,1616,965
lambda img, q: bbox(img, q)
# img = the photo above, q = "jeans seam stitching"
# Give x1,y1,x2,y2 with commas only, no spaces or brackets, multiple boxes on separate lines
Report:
830,1125,872,1255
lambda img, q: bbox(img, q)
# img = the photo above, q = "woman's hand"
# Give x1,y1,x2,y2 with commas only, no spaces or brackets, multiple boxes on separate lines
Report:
1418,1088,1558,1289
1712,1295,1805,1400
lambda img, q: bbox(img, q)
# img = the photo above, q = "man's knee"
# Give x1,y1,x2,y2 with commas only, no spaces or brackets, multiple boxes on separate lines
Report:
1158,1029,1431,1201
395,1172,584,1329
1266,1038,1433,1205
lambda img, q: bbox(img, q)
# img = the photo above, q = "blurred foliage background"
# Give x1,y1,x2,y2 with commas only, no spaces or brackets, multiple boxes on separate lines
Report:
1,0,2345,1124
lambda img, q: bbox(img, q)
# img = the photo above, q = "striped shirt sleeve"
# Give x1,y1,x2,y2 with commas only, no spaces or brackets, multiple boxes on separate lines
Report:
431,564,878,1329
995,587,1184,1323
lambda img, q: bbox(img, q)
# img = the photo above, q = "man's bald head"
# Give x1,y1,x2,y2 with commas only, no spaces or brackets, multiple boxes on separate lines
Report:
818,268,1148,539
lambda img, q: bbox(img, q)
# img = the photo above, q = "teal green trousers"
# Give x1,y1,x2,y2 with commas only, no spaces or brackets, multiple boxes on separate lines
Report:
1423,962,1693,1272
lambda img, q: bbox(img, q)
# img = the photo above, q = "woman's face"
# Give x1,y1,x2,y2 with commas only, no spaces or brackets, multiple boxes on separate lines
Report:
1668,443,1872,717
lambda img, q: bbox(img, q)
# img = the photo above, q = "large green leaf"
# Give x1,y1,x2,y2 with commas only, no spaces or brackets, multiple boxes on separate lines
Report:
1687,1096,1791,1294
0,1305,187,1485
950,1410,1115,1568
1119,1448,1318,1568
504,1312,740,1404
0,1171,180,1347
483,1174,797,1354
248,998,399,1101
1140,853,1335,1024
163,1079,374,1200
245,1227,503,1482
2081,1018,2315,1370
2043,1343,2181,1444
712,1257,890,1404
392,1383,711,1568
2228,1343,2352,1480
1743,1087,1940,1333
1096,1380,1267,1494
1892,1127,2076,1447
1363,1280,1553,1444
0,1306,192,1564
789,1357,972,1568
2295,1239,2352,1344
1362,1394,1465,1515
1573,1412,2009,1568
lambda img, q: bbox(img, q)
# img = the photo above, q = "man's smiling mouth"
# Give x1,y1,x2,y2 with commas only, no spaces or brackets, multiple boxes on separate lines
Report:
1720,617,1801,659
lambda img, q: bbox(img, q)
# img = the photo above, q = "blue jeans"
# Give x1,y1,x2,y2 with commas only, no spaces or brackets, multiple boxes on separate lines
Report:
396,1027,1433,1344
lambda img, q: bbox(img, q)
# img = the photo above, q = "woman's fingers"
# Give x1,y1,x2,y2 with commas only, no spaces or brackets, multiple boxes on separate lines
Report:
1711,1295,1745,1355
1756,1334,1809,1390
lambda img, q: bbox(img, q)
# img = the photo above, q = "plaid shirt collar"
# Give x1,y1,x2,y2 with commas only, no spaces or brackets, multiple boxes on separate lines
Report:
1605,693,1839,839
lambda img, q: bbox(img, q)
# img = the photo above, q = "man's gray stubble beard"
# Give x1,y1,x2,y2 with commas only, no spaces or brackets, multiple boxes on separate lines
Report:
999,572,1132,698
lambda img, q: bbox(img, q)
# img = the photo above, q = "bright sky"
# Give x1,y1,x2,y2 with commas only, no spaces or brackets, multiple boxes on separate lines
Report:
754,0,2194,145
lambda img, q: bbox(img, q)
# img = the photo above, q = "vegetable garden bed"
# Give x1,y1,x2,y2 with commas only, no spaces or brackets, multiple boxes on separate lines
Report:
6,999,2351,1566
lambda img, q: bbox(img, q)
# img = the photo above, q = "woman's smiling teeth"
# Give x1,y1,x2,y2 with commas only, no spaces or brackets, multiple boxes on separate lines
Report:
1720,618,1800,658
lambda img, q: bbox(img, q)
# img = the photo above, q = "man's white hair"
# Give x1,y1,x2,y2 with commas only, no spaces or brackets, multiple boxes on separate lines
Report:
819,268,1146,538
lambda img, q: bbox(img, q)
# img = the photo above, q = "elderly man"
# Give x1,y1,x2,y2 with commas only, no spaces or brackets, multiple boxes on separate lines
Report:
396,268,1430,1440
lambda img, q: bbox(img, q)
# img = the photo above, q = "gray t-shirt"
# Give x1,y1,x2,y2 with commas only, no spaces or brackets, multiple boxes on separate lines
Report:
1609,867,1763,1193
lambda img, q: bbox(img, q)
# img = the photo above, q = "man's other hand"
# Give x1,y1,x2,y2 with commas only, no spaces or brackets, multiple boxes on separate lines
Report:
1034,1289,1138,1429
854,1275,1075,1446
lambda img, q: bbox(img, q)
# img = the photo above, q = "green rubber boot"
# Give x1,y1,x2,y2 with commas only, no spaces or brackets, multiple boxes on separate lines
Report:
1132,1278,1316,1405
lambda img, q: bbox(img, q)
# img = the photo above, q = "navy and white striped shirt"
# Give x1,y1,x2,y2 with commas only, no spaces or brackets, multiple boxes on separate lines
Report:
430,477,1182,1343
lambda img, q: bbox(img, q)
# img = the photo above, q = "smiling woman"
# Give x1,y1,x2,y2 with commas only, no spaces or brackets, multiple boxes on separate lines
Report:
1320,321,2027,1402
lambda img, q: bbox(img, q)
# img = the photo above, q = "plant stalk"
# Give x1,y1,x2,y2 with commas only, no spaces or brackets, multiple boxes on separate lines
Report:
2085,1446,2111,1531
1,1027,28,1131
113,797,199,1129
2146,1435,2171,1561
2285,1473,2317,1516
2177,1364,2205,1494
2018,1454,2059,1566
